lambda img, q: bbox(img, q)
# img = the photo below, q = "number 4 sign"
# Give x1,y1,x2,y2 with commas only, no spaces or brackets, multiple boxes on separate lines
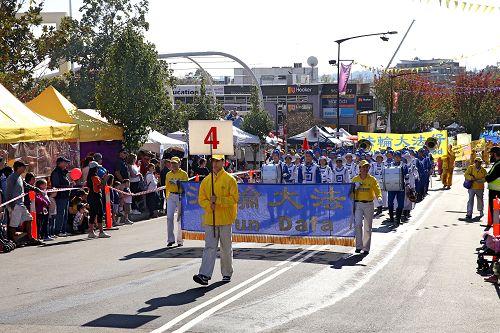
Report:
188,120,234,155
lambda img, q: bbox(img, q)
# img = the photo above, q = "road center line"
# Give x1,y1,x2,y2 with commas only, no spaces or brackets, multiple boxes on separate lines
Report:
150,245,319,333
170,245,327,333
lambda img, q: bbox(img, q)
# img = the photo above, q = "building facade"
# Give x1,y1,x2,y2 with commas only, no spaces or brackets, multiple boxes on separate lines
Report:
395,58,465,83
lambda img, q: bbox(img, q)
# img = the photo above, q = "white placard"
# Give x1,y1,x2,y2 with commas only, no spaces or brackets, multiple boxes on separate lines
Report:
188,120,234,155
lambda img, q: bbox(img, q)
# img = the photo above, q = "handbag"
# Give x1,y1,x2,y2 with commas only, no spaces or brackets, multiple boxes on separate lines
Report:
463,179,473,189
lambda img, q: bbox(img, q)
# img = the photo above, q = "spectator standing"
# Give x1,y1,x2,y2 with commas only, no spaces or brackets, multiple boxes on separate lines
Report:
464,157,486,219
23,172,36,210
145,163,159,218
5,161,41,245
120,179,133,225
112,180,123,226
48,192,57,238
114,149,130,182
81,155,94,186
86,161,111,239
485,146,500,284
50,157,72,236
127,153,143,215
159,158,171,213
35,179,51,241
195,158,210,181
1,166,13,194
165,157,188,247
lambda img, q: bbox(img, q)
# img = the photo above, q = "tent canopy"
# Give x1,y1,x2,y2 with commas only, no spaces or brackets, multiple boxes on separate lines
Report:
26,86,124,142
288,126,341,145
142,130,188,157
233,126,260,146
0,84,78,143
322,127,354,144
167,131,187,142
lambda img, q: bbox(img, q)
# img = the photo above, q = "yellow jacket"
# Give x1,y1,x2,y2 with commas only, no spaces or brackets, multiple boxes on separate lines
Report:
351,174,382,201
198,169,239,226
165,169,188,198
464,165,487,190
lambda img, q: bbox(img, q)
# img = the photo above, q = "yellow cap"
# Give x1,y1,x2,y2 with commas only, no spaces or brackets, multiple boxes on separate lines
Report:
211,154,225,160
170,156,181,164
358,160,370,168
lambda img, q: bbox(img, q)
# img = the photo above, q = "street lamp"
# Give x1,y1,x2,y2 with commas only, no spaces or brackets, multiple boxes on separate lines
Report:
334,31,397,135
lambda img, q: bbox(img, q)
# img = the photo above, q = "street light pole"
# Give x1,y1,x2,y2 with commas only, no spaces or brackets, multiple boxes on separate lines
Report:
334,31,397,135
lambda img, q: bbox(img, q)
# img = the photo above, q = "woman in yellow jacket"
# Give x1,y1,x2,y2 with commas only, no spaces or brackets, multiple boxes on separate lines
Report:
194,155,239,286
464,157,487,219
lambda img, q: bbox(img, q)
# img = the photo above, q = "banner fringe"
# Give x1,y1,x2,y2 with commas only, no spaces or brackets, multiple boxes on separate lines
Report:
182,231,355,247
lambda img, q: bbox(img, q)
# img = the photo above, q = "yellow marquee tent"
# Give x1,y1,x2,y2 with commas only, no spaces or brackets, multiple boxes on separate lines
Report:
0,84,78,143
26,86,124,142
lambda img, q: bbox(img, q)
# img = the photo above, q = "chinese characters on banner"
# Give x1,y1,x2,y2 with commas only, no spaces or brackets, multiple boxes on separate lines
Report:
181,183,355,246
357,130,448,158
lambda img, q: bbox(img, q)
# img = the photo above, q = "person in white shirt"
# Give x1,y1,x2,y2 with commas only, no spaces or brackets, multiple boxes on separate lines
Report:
370,152,387,215
284,154,297,183
145,163,159,218
318,156,333,183
345,153,359,179
332,156,350,183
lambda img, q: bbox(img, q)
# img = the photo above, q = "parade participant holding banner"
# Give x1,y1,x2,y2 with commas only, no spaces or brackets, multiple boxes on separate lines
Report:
387,152,408,226
464,157,486,219
402,152,417,221
262,149,289,184
370,152,387,215
298,150,321,184
165,156,188,247
352,160,382,255
194,155,239,286
283,154,296,183
441,145,455,190
318,156,333,183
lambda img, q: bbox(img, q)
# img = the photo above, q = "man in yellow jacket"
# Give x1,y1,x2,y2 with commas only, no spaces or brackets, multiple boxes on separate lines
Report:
165,156,189,247
464,157,487,219
194,155,239,285
351,160,382,255
441,145,455,190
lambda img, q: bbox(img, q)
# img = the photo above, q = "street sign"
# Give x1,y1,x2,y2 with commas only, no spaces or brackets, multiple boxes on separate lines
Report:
188,120,234,155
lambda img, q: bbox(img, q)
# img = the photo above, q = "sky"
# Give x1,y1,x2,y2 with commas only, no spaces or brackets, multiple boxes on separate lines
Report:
36,0,500,78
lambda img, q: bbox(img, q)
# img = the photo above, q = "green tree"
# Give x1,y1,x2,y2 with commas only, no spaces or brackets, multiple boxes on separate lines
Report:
96,26,171,150
45,0,149,108
454,72,500,139
0,0,55,100
241,86,273,141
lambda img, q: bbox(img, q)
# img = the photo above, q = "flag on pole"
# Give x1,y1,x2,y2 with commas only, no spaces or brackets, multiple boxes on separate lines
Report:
339,63,352,95
302,137,310,150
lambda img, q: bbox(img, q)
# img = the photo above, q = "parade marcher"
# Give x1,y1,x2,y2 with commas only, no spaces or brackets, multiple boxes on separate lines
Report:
268,149,290,183
313,147,321,163
402,152,417,221
332,155,350,184
297,150,322,184
415,149,427,202
387,152,409,225
283,154,297,183
441,145,455,190
194,155,239,285
165,156,188,247
318,156,333,183
352,160,383,255
345,153,359,180
464,157,486,219
424,146,434,194
385,149,394,166
370,152,387,215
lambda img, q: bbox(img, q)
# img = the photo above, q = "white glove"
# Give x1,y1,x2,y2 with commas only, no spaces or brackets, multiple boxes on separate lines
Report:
169,179,177,185
355,182,362,189
377,197,383,205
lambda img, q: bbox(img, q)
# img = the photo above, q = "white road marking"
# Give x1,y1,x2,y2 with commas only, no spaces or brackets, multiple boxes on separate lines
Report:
171,245,327,333
151,245,320,333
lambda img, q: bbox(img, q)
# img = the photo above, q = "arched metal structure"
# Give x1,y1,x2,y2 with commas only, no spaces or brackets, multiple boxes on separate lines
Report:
158,51,264,107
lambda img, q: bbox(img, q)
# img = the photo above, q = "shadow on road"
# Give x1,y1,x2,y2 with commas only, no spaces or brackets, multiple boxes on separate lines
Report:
137,281,226,313
330,254,367,269
83,313,160,329
120,247,347,266
40,238,89,247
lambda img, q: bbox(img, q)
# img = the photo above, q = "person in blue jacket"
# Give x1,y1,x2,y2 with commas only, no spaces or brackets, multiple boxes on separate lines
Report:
298,150,322,184
387,151,409,226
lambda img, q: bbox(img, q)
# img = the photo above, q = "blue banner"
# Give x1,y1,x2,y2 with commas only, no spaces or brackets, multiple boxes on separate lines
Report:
180,183,355,241
480,130,500,144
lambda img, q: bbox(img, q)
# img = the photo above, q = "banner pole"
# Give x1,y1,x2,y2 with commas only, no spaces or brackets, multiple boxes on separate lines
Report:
210,134,216,238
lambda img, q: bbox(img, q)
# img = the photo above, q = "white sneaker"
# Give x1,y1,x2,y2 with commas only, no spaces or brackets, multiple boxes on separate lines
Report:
130,209,142,215
124,219,134,225
99,232,111,238
88,232,98,239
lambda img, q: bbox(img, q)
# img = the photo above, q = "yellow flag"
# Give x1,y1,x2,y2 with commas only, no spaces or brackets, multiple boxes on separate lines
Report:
468,3,474,11
482,5,489,13
461,2,466,11
446,0,451,8
474,4,481,12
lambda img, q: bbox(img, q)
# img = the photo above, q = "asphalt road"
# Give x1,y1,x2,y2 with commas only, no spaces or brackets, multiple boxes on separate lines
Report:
0,174,498,333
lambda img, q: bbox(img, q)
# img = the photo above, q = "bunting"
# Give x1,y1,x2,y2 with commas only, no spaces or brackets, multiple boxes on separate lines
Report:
416,0,500,14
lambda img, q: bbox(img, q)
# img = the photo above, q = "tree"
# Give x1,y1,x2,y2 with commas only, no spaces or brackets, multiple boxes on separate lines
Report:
454,72,500,139
287,109,325,137
45,0,149,108
0,0,55,100
241,86,273,141
96,26,171,150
